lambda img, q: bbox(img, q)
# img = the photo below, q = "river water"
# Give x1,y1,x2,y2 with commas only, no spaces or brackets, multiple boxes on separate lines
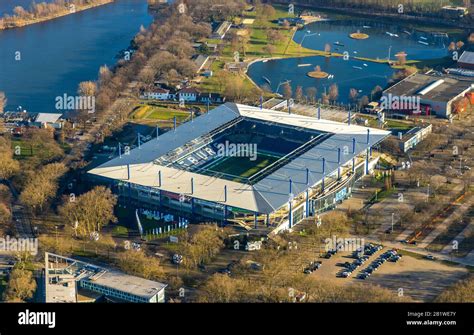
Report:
0,0,152,113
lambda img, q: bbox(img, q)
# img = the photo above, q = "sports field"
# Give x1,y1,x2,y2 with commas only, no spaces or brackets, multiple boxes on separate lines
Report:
202,151,281,181
132,104,190,122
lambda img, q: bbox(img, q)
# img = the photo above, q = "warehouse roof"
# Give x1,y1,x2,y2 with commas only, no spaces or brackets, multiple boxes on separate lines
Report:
458,51,474,65
383,73,473,103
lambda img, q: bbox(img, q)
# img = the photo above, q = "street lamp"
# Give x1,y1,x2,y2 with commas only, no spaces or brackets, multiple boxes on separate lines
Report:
391,212,395,233
276,80,291,94
55,225,58,247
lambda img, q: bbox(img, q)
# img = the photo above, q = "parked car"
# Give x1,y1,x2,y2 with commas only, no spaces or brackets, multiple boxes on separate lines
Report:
424,254,436,260
310,261,322,271
340,271,351,278
218,268,231,275
358,273,369,280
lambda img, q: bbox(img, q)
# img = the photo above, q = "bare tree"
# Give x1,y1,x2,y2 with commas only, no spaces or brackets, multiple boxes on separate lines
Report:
59,186,117,238
0,91,7,114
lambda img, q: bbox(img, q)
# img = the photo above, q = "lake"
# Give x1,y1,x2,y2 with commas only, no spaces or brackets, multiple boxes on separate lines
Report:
248,56,394,104
248,18,455,104
294,19,451,60
0,0,152,113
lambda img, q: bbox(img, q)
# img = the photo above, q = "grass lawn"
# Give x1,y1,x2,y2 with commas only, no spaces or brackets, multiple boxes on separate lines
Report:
204,152,280,181
199,5,322,95
131,104,190,122
385,119,413,130
368,187,397,204
11,140,34,157
112,224,129,238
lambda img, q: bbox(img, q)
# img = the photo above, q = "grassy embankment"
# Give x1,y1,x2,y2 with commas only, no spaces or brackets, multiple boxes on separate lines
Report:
200,5,462,94
0,0,114,30
199,6,323,94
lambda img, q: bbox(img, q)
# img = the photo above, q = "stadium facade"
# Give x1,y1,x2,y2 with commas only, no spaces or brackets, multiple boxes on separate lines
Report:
88,103,390,233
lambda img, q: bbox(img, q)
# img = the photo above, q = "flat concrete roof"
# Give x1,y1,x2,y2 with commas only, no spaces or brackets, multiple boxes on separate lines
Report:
34,113,63,123
383,73,473,103
458,51,474,65
87,270,166,299
89,103,390,213
45,253,166,302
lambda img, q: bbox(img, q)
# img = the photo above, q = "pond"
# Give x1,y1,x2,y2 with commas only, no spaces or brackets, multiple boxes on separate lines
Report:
248,18,455,104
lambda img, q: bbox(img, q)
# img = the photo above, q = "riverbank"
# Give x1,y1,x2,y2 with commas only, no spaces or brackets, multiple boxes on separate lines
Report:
0,0,114,30
270,1,474,30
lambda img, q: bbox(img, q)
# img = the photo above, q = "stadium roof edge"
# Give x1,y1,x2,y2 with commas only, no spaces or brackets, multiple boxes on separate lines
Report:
88,103,390,213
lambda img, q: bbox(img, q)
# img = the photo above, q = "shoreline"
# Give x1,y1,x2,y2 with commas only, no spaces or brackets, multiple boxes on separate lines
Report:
0,0,115,31
271,1,473,30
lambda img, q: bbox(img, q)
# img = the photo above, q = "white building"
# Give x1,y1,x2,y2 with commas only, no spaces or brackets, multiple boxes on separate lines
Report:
178,88,199,102
142,88,170,100
44,253,167,303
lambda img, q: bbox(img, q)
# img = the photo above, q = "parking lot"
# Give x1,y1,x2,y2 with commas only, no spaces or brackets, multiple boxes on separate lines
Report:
302,243,468,301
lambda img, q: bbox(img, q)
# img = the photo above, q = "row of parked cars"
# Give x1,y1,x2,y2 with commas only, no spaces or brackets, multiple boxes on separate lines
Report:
303,261,322,274
357,249,401,280
338,254,371,278
354,243,383,258
338,244,386,279
324,248,339,259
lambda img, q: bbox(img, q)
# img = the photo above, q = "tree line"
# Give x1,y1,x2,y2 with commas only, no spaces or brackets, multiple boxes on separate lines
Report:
0,0,113,29
269,0,473,19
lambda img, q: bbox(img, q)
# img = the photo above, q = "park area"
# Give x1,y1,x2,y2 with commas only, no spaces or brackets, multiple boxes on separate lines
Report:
130,104,191,125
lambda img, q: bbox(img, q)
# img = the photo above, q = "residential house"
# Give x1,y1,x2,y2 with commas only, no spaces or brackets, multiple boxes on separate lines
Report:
178,88,200,102
141,87,171,100
31,113,63,129
212,21,232,39
194,54,210,73
199,93,225,104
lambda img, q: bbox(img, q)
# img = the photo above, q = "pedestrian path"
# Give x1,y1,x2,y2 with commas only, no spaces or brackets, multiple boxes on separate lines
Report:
441,221,473,254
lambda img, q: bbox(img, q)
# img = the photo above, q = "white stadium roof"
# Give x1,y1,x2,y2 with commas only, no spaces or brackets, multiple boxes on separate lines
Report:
88,103,390,213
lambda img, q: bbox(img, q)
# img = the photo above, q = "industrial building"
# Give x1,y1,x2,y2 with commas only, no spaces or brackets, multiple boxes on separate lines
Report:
457,51,474,70
382,73,473,118
88,103,390,233
397,123,433,153
44,253,167,303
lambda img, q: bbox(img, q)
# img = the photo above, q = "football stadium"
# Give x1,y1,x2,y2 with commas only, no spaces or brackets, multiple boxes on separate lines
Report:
88,103,390,233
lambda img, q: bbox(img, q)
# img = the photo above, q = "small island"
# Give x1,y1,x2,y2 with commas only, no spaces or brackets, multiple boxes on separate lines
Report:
307,65,329,79
350,31,369,40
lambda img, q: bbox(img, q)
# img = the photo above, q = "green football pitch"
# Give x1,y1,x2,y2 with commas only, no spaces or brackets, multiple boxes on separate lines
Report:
203,152,281,181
